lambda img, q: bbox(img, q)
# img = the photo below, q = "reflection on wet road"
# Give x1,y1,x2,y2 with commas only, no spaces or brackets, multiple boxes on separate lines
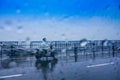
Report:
0,54,120,80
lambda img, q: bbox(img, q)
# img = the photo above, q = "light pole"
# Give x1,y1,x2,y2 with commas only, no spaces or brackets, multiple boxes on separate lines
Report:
74,43,78,62
93,42,96,59
112,42,115,57
0,43,3,65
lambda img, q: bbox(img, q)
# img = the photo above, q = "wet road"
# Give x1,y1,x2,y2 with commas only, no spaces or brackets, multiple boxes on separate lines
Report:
0,53,120,80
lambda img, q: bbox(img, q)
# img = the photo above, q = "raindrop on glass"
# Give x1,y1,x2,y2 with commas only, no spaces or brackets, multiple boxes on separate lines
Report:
25,37,31,48
61,33,65,38
16,9,21,14
61,78,65,80
0,26,4,30
17,26,23,34
81,42,88,47
116,32,120,36
26,37,30,41
9,61,17,67
4,20,12,25
17,26,22,29
61,33,67,42
61,49,66,53
44,12,49,16
4,26,12,31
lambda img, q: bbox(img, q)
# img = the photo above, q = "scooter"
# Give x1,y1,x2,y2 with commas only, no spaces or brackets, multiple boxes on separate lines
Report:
35,49,56,61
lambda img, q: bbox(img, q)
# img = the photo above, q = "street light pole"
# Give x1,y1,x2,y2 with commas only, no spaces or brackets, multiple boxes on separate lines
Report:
0,44,3,65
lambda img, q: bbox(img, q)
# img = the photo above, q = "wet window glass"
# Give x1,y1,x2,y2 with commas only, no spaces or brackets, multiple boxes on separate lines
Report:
0,0,120,80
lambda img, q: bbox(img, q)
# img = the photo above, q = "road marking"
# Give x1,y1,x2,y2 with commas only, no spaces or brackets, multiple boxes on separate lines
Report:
87,62,114,68
0,74,23,79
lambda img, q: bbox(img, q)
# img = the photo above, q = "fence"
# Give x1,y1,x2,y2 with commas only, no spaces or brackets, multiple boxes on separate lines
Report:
0,40,120,58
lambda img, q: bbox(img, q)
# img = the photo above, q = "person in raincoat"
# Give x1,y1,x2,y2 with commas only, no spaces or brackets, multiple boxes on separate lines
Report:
40,38,50,55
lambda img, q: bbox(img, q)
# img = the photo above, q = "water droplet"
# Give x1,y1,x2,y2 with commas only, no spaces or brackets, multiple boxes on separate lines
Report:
80,38,87,42
0,26,4,30
9,61,17,67
17,30,23,34
61,78,65,80
17,26,23,34
117,47,120,50
61,33,65,37
25,37,31,48
44,12,49,16
80,39,87,47
4,26,12,31
102,39,108,46
4,20,12,25
61,33,67,41
116,32,120,36
61,49,66,53
17,26,23,29
81,41,88,47
16,9,21,14
26,37,30,41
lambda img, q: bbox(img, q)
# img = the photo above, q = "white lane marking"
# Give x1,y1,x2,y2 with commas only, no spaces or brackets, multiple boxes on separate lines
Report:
0,74,23,79
87,62,114,68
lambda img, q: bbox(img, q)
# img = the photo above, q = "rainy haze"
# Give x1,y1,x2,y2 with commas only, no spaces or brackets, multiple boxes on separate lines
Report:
0,0,120,80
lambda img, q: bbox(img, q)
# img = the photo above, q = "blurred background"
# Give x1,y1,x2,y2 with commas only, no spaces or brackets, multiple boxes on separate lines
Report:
0,0,120,80
0,0,120,41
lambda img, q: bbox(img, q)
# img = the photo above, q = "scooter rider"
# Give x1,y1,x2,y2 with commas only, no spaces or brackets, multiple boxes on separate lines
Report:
40,38,50,55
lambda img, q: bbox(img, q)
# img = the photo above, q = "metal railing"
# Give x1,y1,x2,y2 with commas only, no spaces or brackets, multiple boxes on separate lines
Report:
0,40,120,60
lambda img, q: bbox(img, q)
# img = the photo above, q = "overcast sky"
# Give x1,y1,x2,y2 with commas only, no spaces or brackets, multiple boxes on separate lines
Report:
0,0,120,41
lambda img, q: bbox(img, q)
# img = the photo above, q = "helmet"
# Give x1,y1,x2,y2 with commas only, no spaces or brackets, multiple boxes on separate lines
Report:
42,37,47,41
